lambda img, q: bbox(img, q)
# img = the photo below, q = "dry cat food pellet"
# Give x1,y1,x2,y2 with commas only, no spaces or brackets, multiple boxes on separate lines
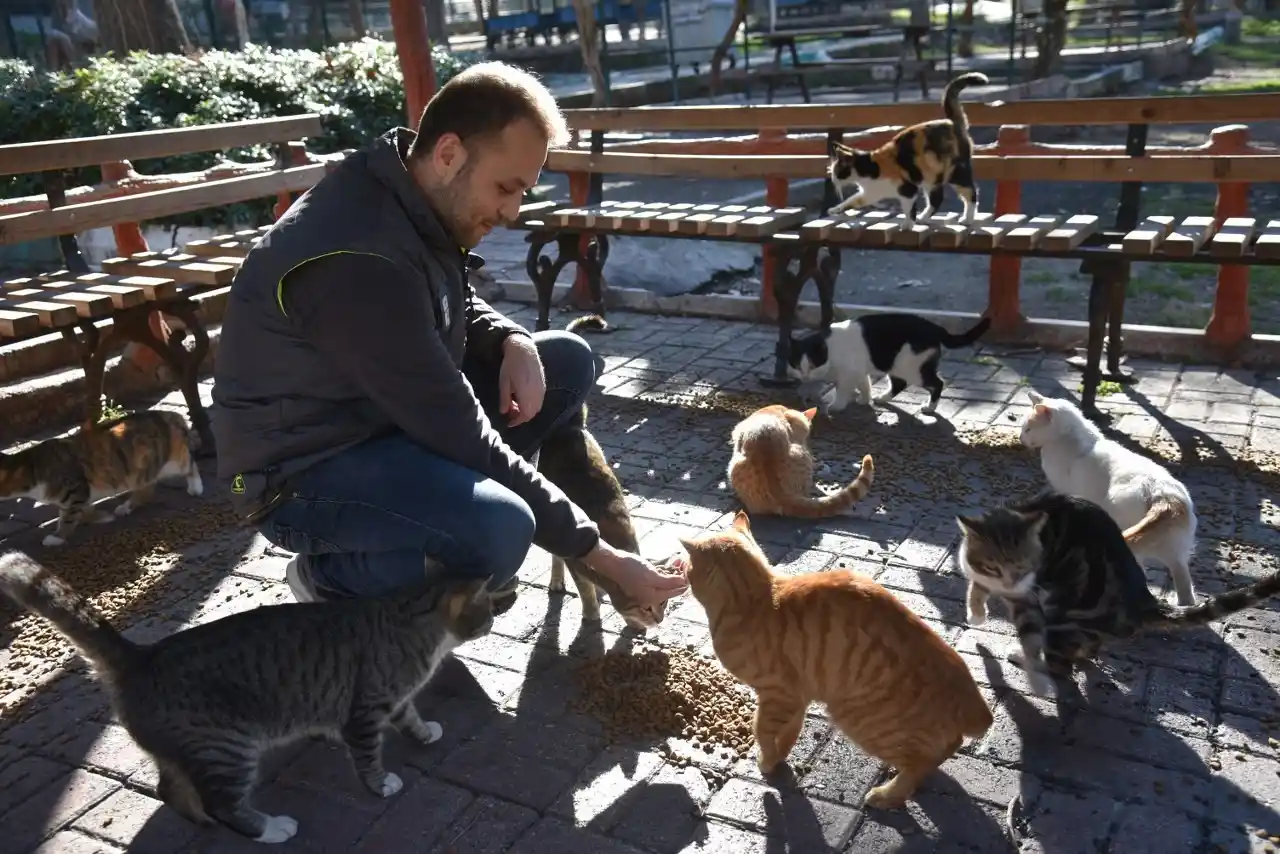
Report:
572,642,757,757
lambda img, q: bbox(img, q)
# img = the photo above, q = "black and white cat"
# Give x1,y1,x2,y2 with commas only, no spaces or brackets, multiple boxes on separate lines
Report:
786,313,991,415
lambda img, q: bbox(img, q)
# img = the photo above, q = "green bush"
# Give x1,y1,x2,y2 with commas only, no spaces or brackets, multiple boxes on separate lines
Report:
0,39,478,228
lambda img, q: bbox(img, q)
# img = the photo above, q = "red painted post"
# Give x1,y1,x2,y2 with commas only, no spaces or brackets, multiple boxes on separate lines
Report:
100,160,172,377
389,0,439,127
987,124,1028,333
759,128,788,321
1205,124,1252,351
273,141,311,221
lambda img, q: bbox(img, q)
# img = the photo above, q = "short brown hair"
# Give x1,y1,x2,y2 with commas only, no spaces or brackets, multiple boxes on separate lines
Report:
408,61,570,159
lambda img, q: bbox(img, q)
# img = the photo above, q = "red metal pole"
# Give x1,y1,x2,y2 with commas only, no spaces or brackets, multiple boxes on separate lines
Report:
390,0,439,127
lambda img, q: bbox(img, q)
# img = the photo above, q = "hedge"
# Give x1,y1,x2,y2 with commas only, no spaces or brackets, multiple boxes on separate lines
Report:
0,39,477,229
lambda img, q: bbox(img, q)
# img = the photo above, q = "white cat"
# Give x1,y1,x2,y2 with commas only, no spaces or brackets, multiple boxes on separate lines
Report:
786,313,991,415
1019,390,1198,606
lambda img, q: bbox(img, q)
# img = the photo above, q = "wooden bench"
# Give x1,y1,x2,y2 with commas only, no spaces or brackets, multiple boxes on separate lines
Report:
756,24,943,104
507,92,1280,418
0,115,332,454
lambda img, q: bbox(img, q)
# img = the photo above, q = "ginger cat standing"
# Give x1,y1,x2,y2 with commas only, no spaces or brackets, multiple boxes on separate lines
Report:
728,404,874,518
679,513,992,809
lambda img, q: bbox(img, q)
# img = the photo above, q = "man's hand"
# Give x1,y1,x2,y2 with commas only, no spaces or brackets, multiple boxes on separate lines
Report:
498,335,546,427
583,540,689,609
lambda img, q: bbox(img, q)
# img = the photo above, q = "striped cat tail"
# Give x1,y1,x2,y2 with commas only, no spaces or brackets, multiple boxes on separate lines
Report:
566,314,610,334
1122,495,1190,547
1152,569,1280,628
0,551,137,676
777,455,875,518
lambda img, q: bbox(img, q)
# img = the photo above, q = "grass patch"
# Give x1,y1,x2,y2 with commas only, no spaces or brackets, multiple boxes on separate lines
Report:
98,396,129,423
1217,42,1280,64
1025,270,1059,285
1128,276,1196,301
1198,79,1280,94
1045,284,1074,303
1076,380,1124,397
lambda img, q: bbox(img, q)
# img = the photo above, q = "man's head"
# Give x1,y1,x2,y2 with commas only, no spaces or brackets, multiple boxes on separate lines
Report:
406,62,570,249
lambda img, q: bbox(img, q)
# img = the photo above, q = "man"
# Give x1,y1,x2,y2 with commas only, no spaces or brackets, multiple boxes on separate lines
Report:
211,61,687,614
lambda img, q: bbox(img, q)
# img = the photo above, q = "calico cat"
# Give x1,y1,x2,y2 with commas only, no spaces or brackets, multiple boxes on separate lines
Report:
728,403,875,519
787,313,991,415
0,409,202,548
0,550,494,843
538,313,666,631
827,71,989,223
1020,390,1198,606
678,512,993,809
957,491,1280,698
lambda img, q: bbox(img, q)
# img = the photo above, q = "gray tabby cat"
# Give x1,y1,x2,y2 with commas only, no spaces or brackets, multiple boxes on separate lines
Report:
0,550,493,844
957,491,1280,697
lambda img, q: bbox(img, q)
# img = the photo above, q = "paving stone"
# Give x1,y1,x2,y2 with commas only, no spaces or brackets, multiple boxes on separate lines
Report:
1065,709,1212,774
704,777,858,851
1215,713,1280,760
1109,803,1205,853
508,817,648,854
0,754,73,819
30,830,124,854
352,775,472,851
39,723,155,783
847,791,1012,853
1211,747,1280,828
1205,820,1280,853
797,734,883,807
673,820,770,854
609,763,712,853
729,714,832,783
923,753,1021,808
424,794,538,854
73,786,199,852
4,768,120,854
187,782,386,853
434,733,580,811
548,746,664,829
1013,787,1123,853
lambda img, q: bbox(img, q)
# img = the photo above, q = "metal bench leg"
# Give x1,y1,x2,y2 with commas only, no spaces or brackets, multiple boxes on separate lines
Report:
60,322,111,428
581,233,611,319
1080,260,1131,422
527,231,611,333
761,243,821,389
1106,262,1134,382
815,247,841,331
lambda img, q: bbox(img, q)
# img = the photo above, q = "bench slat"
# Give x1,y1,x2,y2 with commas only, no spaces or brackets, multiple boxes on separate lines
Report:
1209,217,1257,258
1121,215,1177,255
1163,216,1219,257
930,212,994,249
37,281,120,317
0,298,78,329
102,253,239,286
967,214,1028,251
0,308,41,339
0,116,324,178
0,165,325,245
1254,220,1280,259
36,271,178,302
1039,215,1101,252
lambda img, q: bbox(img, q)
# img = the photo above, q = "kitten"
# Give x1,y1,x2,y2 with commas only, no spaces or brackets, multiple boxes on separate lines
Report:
827,71,988,223
728,404,875,519
0,550,494,843
678,512,993,809
0,409,202,548
957,491,1280,698
1020,390,1198,606
787,313,991,415
539,402,666,631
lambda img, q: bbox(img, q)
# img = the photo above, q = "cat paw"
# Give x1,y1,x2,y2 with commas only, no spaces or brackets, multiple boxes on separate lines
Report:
756,756,782,776
369,772,404,798
113,502,133,518
1005,650,1026,668
863,784,908,811
41,534,65,547
414,720,444,745
255,814,299,844
186,476,204,497
966,608,987,626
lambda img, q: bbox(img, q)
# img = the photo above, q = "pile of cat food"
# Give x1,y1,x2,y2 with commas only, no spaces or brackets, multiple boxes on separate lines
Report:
0,500,239,720
572,642,757,757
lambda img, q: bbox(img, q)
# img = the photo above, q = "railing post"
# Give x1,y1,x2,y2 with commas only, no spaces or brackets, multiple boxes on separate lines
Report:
759,127,788,321
1205,124,1252,351
272,141,309,220
987,124,1028,333
100,159,172,378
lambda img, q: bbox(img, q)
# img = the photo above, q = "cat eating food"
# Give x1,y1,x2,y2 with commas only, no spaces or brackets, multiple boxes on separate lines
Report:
827,71,989,223
728,403,875,519
957,490,1280,698
0,551,494,843
787,312,991,415
0,409,203,548
1019,390,1198,606
679,512,993,809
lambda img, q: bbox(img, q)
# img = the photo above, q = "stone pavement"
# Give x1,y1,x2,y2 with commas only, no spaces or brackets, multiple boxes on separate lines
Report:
2,304,1280,854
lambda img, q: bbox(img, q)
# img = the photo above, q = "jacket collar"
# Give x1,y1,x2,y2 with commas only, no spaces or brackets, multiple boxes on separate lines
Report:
365,128,487,271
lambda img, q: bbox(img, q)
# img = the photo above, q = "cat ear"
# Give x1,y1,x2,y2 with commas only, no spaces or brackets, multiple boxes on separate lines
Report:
830,140,854,156
677,535,697,553
955,515,981,536
1033,403,1052,419
731,510,752,533
802,407,818,421
1027,390,1044,403
1021,510,1050,536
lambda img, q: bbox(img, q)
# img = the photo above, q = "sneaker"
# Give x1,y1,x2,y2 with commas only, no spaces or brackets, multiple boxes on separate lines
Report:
285,556,328,604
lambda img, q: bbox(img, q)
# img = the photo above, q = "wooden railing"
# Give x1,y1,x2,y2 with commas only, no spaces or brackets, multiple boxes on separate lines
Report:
548,92,1280,351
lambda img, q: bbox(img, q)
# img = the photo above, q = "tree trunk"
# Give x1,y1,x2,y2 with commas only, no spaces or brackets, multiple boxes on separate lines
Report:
222,0,251,46
96,0,191,55
1178,0,1197,39
307,0,326,47
1031,0,1067,78
348,0,366,36
709,0,748,95
958,0,975,58
425,0,449,51
571,0,608,106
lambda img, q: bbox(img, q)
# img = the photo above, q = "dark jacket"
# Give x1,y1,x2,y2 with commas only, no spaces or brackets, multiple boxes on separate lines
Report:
210,127,600,559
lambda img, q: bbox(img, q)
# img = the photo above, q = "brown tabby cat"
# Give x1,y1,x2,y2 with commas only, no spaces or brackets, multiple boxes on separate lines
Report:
728,404,874,519
679,512,992,809
538,313,665,631
0,550,494,844
827,71,989,224
0,409,201,548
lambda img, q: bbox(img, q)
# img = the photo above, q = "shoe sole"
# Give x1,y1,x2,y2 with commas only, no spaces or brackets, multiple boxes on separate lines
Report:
285,558,323,604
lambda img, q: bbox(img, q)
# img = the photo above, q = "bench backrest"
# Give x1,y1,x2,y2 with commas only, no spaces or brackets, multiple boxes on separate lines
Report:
0,114,326,247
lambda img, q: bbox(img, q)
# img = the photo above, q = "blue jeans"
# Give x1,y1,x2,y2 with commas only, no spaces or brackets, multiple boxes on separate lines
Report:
258,330,596,599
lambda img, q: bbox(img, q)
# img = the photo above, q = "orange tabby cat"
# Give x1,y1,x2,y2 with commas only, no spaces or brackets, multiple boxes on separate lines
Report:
727,404,874,518
0,409,202,547
678,512,992,809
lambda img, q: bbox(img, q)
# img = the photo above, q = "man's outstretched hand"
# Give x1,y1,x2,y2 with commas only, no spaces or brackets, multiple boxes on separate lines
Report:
583,540,689,609
498,335,546,427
